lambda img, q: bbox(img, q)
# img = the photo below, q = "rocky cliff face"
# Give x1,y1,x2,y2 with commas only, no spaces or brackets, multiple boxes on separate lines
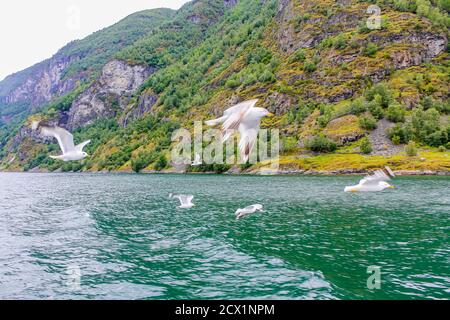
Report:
64,60,154,130
3,59,153,161
0,55,82,108
119,89,159,126
0,7,175,126
275,2,447,104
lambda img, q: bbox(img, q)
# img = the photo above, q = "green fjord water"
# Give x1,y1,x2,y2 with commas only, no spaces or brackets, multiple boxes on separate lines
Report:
0,173,448,300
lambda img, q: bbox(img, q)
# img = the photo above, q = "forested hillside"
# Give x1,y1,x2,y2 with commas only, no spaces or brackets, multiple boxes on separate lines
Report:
0,0,449,174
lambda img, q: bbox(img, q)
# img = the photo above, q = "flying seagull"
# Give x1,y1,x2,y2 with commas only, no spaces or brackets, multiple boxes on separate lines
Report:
171,194,195,209
205,99,273,162
344,166,396,192
32,122,90,162
191,153,202,166
235,204,264,220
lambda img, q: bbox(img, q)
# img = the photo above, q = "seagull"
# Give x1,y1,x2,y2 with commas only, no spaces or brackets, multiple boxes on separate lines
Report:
235,204,264,220
191,153,202,166
171,194,194,209
33,122,90,161
344,167,396,192
205,99,273,162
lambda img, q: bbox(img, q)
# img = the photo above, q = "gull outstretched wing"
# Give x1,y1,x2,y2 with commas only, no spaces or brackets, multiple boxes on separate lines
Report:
359,170,391,186
75,140,91,152
41,126,75,154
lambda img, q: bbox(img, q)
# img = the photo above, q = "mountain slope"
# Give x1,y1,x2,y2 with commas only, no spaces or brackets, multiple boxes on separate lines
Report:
0,8,175,121
1,0,449,174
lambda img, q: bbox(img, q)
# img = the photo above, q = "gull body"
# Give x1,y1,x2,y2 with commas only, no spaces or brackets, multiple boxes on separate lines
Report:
344,181,394,192
171,194,194,209
344,167,396,192
235,204,263,220
36,124,90,162
191,153,202,166
205,99,273,162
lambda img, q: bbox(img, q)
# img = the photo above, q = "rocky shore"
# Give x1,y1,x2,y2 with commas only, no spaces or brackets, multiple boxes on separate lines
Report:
1,168,449,176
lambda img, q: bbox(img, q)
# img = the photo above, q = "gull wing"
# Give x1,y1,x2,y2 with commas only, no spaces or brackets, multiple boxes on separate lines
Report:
236,204,263,219
186,195,194,205
238,121,259,162
41,126,75,154
173,195,183,205
175,195,194,206
75,140,91,152
221,99,258,140
253,204,263,211
243,204,262,212
223,99,258,117
359,170,391,186
385,166,396,178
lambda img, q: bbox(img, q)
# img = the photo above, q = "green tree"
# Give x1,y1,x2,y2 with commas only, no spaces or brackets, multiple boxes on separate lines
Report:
289,49,306,63
303,59,317,73
405,141,418,156
154,154,168,171
305,135,337,153
360,137,373,154
362,43,378,57
359,116,378,130
386,104,406,122
365,84,393,108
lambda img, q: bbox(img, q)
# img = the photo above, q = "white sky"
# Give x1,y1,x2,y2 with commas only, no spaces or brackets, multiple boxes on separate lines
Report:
0,0,189,81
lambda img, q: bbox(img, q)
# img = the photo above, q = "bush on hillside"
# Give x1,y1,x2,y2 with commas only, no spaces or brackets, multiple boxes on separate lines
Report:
360,137,373,154
386,104,406,122
305,135,337,153
359,116,378,130
405,141,418,156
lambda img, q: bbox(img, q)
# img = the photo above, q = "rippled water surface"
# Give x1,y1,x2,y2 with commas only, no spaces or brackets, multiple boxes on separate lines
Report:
0,173,449,299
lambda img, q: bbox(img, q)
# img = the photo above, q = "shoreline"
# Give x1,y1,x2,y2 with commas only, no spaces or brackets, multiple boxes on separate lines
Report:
1,169,449,176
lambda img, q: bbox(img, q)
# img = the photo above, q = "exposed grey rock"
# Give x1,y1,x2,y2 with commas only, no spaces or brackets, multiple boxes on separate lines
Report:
277,5,361,53
277,0,291,17
120,91,159,126
369,118,403,156
1,56,81,108
187,13,202,24
224,0,238,8
65,60,154,130
265,92,295,115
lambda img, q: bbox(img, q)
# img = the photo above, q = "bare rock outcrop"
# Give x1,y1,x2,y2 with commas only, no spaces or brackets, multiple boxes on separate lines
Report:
65,60,154,130
369,118,403,156
119,90,159,126
224,0,238,8
0,56,82,108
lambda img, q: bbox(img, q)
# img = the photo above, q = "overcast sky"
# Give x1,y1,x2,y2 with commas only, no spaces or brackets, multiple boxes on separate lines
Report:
0,0,189,81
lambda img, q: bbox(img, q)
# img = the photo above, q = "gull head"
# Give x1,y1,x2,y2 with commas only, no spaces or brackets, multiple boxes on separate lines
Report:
380,181,395,190
344,186,359,193
254,107,274,119
82,152,89,158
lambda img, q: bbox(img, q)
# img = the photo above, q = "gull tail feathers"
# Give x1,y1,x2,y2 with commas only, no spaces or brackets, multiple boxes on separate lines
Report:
205,116,226,126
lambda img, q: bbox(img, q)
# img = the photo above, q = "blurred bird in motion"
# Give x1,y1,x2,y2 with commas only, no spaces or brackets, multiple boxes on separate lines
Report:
31,121,90,162
191,153,202,166
235,204,264,220
170,194,195,209
205,99,273,163
344,166,396,192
